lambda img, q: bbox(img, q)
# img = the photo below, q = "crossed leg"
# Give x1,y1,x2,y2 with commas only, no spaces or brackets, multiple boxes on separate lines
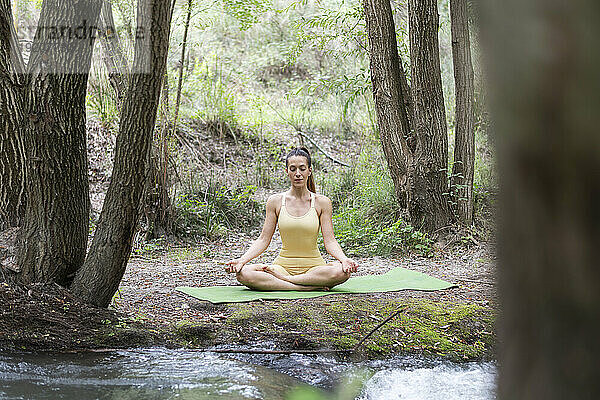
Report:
263,261,350,289
236,264,327,291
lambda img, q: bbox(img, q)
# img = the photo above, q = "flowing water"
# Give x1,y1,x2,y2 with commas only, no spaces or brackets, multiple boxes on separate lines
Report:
0,348,496,399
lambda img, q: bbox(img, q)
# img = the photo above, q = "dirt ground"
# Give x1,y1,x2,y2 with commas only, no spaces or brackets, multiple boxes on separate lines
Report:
115,234,497,327
101,231,498,361
0,224,497,359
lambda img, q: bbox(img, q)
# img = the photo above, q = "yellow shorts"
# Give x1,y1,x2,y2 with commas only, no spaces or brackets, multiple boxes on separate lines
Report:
272,255,326,276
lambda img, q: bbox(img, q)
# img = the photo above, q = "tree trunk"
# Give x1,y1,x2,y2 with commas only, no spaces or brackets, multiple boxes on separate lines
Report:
362,0,413,209
17,0,101,285
0,0,26,229
449,0,475,225
173,0,192,128
98,0,129,102
145,75,173,239
482,1,600,398
408,0,451,232
71,0,173,307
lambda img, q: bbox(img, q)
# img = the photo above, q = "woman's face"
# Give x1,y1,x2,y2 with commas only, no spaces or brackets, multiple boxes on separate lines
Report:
286,155,311,188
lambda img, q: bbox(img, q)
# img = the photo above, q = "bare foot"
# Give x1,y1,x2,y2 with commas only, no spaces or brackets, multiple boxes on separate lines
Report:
262,265,294,283
261,266,331,291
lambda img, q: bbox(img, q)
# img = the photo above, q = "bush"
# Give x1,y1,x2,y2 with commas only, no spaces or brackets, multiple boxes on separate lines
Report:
174,181,262,239
320,146,432,256
87,63,119,131
320,207,432,257
185,55,239,134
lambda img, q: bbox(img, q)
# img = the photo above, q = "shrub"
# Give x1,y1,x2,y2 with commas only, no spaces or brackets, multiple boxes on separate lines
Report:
186,56,239,135
320,207,432,257
87,64,120,130
174,181,262,239
320,147,431,256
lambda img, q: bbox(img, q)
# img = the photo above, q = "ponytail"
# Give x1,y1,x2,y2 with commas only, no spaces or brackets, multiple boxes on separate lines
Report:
307,171,316,193
286,147,316,193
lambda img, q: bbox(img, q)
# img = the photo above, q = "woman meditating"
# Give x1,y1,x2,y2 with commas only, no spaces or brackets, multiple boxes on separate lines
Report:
225,147,359,290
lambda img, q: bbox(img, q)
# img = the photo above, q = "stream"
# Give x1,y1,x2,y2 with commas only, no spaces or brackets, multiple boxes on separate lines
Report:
0,348,496,399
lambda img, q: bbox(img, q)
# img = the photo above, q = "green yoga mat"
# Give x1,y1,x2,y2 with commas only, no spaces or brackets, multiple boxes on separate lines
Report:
176,267,456,304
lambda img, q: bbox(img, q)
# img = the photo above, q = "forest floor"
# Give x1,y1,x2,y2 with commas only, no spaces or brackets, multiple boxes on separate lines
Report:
1,229,498,361
114,234,498,361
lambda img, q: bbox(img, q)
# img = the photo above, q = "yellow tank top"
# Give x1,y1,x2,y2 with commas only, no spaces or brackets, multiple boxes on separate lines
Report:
273,192,326,275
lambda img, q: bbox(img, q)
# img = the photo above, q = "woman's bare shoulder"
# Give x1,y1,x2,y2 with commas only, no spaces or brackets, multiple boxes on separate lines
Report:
314,193,332,211
266,192,283,202
314,193,331,202
266,192,285,211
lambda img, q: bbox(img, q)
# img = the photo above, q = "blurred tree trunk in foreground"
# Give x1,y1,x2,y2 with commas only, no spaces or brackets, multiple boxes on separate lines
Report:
71,0,173,307
0,0,26,229
363,0,452,233
481,0,600,398
17,0,101,285
449,0,475,225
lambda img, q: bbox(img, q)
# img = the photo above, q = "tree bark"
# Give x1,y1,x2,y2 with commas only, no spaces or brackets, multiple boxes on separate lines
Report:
362,0,413,209
481,0,600,398
17,0,101,285
408,0,451,232
71,0,173,307
449,0,475,225
0,0,26,229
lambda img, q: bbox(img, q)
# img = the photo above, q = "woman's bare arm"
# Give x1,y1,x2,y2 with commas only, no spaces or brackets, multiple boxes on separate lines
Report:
225,194,279,272
318,196,358,272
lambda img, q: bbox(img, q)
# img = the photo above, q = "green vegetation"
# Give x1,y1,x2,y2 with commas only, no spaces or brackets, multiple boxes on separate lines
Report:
319,146,433,256
174,177,263,239
186,55,240,135
184,297,496,361
329,210,432,256
86,63,120,131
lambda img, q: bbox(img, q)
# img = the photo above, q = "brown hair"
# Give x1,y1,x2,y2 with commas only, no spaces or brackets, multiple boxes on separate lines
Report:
285,147,316,193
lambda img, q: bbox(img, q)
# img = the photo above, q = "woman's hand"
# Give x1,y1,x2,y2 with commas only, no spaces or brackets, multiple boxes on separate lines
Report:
225,258,245,273
341,257,358,273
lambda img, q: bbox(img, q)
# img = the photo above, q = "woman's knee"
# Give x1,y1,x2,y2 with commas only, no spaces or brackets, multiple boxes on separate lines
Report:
330,262,350,283
236,269,249,283
336,270,350,284
236,265,255,284
235,271,248,287
236,264,266,287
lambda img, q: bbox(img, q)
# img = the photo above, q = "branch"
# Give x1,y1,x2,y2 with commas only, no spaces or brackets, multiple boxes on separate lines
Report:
454,277,495,285
174,128,209,164
172,0,192,130
265,100,350,167
297,131,351,167
352,306,407,351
